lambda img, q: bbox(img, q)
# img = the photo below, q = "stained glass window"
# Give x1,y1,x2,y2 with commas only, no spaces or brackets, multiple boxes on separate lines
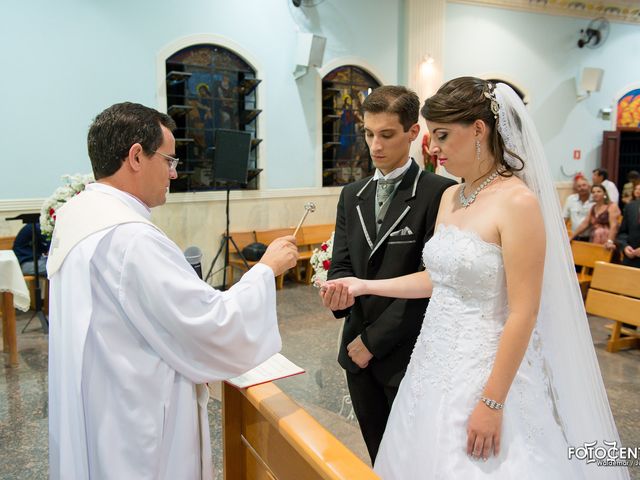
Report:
166,44,261,192
322,66,381,186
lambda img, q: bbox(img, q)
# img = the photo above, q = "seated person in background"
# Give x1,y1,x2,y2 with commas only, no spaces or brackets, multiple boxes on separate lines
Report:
621,171,640,206
13,222,50,276
570,184,620,250
633,182,640,203
592,168,619,205
617,189,640,268
562,174,593,240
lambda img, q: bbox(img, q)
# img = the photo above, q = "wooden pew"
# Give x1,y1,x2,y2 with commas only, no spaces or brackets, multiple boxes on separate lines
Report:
223,381,378,479
226,231,259,288
570,240,613,298
227,229,304,290
0,236,15,250
585,261,640,353
227,226,334,289
227,231,286,290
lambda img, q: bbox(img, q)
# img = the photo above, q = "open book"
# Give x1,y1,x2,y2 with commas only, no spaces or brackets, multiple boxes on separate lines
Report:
226,353,305,389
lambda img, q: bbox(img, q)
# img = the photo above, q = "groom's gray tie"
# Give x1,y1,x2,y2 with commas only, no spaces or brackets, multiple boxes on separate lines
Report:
375,176,403,235
376,180,396,205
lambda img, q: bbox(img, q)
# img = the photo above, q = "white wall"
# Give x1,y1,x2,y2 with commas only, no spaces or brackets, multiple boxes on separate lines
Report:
0,0,402,284
7,1,630,279
1,0,402,200
443,3,640,182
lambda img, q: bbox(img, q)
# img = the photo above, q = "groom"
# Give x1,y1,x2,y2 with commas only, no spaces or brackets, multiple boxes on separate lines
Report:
321,85,454,461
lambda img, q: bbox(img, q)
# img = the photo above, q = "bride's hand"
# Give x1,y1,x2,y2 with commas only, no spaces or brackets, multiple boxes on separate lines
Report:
466,401,503,461
326,277,368,297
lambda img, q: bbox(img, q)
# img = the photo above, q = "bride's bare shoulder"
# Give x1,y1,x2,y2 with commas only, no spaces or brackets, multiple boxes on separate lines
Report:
497,176,543,228
444,182,460,195
438,182,460,205
498,175,538,205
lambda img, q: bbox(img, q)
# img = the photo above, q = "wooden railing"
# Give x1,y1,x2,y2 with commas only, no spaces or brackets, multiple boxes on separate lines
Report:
222,381,378,479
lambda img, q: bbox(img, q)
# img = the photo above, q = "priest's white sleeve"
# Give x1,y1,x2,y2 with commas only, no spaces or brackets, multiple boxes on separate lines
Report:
117,226,281,383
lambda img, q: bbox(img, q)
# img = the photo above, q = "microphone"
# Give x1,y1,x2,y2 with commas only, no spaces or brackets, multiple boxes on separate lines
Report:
184,246,203,279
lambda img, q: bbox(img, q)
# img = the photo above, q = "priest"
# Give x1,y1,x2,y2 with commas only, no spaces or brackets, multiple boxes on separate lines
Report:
47,102,299,480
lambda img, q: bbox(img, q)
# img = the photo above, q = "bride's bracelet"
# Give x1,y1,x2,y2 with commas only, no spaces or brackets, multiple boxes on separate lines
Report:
480,396,504,410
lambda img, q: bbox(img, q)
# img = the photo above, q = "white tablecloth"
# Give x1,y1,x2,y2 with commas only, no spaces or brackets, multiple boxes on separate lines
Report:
0,250,30,312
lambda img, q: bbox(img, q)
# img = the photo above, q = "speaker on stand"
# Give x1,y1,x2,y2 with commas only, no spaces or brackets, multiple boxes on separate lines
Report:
204,129,262,290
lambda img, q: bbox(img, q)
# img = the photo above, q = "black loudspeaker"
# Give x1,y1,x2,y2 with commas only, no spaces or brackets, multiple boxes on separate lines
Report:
214,129,252,184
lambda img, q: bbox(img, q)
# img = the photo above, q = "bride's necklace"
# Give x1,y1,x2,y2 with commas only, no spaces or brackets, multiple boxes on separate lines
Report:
459,170,500,208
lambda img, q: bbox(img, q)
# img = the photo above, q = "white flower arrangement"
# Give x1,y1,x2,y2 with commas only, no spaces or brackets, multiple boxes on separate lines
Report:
309,231,334,285
40,173,94,239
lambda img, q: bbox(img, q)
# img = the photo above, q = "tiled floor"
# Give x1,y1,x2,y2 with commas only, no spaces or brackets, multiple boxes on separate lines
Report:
1,282,638,479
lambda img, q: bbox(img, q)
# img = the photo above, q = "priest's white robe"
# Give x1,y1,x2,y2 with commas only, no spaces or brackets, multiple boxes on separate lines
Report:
48,183,281,479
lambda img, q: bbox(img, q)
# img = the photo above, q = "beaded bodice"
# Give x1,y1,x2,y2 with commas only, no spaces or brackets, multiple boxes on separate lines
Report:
407,224,510,415
424,223,506,308
406,224,550,422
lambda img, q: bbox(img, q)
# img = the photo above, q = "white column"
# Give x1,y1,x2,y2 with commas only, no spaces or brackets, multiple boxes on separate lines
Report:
406,0,446,100
405,0,447,166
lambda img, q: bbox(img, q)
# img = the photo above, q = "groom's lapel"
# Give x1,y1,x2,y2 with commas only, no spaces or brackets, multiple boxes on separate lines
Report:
369,161,421,259
355,177,376,251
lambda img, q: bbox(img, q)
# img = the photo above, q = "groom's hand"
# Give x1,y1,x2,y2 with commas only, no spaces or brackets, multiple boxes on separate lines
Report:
320,282,354,311
347,335,373,369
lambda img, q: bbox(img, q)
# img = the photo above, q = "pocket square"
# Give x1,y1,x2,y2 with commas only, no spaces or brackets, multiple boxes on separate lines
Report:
390,226,414,237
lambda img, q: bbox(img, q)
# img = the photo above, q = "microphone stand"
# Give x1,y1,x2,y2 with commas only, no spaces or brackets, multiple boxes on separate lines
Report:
7,213,49,333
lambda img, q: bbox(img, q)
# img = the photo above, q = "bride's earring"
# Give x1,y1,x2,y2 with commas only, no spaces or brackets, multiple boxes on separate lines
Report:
475,139,481,162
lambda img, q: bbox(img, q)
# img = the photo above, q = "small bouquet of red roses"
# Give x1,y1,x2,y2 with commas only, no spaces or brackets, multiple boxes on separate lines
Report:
309,232,334,286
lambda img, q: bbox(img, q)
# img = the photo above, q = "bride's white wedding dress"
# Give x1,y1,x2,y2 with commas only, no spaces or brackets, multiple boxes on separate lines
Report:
374,224,583,479
371,82,626,479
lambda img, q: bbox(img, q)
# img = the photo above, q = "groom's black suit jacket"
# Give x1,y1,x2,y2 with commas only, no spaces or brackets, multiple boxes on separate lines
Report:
329,160,455,386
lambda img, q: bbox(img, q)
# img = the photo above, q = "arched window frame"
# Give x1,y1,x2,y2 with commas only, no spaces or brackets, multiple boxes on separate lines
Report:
156,35,266,194
612,82,640,130
316,59,387,188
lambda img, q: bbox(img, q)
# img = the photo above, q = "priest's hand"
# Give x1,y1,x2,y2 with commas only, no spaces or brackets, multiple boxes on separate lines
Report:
347,335,373,369
260,235,299,277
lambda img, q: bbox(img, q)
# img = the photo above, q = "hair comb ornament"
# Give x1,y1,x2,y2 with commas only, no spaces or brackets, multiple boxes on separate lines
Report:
494,84,521,170
483,83,500,120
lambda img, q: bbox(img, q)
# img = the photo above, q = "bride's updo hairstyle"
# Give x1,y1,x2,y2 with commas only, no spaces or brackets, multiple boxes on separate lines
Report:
421,76,524,176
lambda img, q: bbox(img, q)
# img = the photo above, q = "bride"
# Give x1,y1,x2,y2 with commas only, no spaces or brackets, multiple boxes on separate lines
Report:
329,77,629,479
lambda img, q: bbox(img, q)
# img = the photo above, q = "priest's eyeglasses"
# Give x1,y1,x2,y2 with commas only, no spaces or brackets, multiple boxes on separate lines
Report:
153,151,180,171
